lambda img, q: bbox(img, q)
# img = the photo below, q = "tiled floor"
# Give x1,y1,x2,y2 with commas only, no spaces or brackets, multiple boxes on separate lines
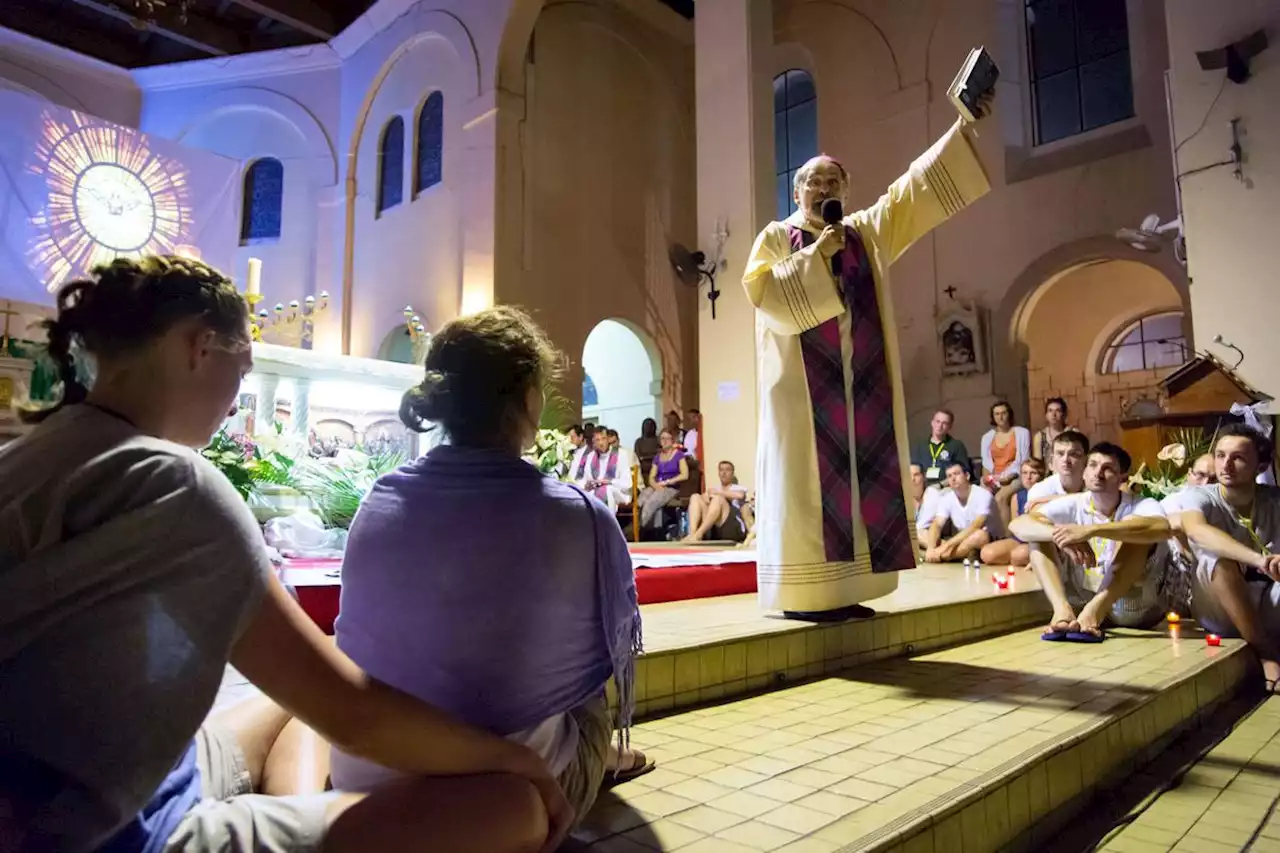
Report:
573,624,1249,853
1101,695,1280,853
643,564,1043,653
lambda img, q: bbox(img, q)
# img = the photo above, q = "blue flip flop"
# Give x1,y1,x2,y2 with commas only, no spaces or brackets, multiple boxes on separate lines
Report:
1041,629,1069,641
1065,629,1106,643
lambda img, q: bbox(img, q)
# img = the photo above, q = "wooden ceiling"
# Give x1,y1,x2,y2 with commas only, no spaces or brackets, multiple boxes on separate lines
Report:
2,0,694,70
0,0,376,68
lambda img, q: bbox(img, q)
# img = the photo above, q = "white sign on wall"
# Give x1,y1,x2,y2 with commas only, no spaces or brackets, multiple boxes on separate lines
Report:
717,381,740,402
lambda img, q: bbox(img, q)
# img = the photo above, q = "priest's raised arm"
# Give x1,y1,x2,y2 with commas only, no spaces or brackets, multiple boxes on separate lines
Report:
743,112,992,622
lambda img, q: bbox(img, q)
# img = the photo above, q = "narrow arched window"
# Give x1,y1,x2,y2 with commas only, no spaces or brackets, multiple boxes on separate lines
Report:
415,91,443,196
773,69,817,221
377,116,405,216
240,158,283,243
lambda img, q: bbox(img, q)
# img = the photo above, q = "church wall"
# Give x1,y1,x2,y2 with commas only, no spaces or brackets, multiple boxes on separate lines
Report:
517,0,698,428
1021,260,1182,444
1165,0,1280,397
0,28,140,126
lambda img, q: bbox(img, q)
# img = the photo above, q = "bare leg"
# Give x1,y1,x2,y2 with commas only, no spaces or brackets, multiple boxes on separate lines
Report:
1011,543,1031,567
993,482,1020,531
1028,543,1076,633
262,716,331,795
684,494,706,542
323,773,547,853
980,539,1020,566
1208,558,1280,684
1075,544,1150,637
205,695,293,791
956,529,991,560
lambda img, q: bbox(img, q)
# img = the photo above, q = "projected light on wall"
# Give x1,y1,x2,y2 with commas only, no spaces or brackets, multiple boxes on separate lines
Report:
28,111,192,290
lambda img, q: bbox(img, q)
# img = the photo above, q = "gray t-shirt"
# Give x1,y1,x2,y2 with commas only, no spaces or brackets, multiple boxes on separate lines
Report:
1178,484,1280,559
0,405,270,851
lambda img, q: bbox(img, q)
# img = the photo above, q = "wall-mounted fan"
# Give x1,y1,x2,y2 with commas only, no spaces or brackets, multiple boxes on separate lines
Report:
1116,214,1185,265
670,242,723,318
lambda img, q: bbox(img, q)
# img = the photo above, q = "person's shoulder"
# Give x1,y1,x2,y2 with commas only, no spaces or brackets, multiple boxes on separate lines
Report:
1127,493,1166,516
1178,484,1218,511
1027,475,1058,500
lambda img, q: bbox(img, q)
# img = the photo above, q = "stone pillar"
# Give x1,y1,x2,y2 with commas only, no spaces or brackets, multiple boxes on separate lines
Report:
255,374,279,436
696,0,775,486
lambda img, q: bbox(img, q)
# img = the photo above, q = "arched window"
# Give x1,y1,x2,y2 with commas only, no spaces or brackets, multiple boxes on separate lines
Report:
582,374,599,407
415,91,443,196
377,116,405,216
240,158,283,243
773,69,817,221
1101,311,1187,374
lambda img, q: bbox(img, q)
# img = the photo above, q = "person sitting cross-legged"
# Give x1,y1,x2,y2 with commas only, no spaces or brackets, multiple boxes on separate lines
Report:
980,457,1046,568
636,429,689,532
1175,425,1280,690
1010,442,1170,642
685,460,749,543
924,462,993,564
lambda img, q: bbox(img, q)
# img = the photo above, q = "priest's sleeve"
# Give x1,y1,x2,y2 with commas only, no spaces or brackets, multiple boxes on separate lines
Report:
851,119,992,265
742,222,846,336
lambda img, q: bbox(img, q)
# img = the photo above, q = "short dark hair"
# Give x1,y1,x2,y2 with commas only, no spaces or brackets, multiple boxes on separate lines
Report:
945,460,968,474
607,428,619,439
718,460,735,470
1045,397,1068,415
1052,429,1089,455
689,408,701,415
933,408,955,421
989,400,1014,426
1217,422,1275,467
568,424,583,436
1089,441,1133,474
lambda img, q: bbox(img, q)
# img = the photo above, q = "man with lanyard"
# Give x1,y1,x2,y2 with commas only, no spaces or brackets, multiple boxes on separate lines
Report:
911,409,970,489
1177,424,1280,690
1010,442,1169,642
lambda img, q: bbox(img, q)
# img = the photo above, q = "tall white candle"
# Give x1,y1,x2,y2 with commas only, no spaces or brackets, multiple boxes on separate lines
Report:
246,258,262,297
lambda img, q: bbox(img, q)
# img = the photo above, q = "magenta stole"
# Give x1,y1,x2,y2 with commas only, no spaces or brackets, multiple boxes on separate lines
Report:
587,450,620,502
787,223,914,573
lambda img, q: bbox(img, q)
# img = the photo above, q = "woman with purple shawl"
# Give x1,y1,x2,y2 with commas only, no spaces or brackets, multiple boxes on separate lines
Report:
331,307,651,823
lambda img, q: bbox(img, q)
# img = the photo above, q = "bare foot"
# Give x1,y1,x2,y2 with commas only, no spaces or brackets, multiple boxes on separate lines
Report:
1046,605,1077,635
1261,658,1280,690
1075,598,1107,637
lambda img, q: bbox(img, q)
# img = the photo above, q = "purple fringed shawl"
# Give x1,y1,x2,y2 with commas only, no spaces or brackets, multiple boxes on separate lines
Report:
333,445,642,761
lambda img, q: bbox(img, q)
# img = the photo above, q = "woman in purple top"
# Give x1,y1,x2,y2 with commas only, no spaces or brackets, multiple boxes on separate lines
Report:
636,430,690,531
333,307,651,825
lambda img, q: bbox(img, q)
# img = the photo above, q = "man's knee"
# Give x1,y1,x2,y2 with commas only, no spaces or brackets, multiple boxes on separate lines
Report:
494,776,548,853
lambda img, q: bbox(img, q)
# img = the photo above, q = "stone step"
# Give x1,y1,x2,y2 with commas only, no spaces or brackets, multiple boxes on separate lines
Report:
1094,693,1280,853
629,565,1050,720
573,622,1252,853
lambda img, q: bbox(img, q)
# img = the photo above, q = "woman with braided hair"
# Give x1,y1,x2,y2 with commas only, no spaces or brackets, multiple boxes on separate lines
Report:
0,256,571,853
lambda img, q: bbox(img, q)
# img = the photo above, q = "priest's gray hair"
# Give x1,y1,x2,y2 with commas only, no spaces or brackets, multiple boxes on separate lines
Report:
792,154,849,194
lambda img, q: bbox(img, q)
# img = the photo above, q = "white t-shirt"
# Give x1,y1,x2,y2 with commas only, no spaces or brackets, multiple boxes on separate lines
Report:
1039,491,1165,589
684,428,699,457
916,485,944,532
1027,473,1068,503
1178,484,1280,559
935,487,994,531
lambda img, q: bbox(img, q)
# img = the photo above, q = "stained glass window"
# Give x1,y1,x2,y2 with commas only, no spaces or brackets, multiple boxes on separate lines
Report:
377,117,405,216
583,374,599,407
1026,0,1134,145
415,91,443,196
774,70,817,221
240,158,283,242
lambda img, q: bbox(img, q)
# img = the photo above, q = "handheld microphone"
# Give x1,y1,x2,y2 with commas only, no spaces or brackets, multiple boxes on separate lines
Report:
821,198,844,276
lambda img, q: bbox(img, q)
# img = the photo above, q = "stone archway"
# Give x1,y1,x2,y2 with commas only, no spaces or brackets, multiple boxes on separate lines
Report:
993,236,1189,424
581,318,663,451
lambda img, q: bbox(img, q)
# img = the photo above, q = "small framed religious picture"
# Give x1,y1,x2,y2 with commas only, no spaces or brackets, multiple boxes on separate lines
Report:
938,301,987,377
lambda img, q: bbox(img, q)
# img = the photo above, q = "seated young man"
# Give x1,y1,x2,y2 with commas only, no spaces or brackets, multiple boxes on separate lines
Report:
1024,429,1089,511
1009,442,1169,642
980,457,1045,567
924,462,993,565
1175,425,1280,689
685,460,749,543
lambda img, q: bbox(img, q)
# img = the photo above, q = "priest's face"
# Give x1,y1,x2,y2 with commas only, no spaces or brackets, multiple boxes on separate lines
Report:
795,157,848,227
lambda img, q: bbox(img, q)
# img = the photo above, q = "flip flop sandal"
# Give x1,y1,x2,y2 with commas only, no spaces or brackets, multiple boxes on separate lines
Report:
1265,678,1280,695
602,751,656,790
1065,628,1106,643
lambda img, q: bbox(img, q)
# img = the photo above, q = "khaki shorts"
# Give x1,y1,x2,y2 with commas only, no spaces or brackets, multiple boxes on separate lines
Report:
559,698,612,825
163,723,340,853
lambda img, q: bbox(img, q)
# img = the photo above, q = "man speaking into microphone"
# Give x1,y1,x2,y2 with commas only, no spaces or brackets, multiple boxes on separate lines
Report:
743,88,996,622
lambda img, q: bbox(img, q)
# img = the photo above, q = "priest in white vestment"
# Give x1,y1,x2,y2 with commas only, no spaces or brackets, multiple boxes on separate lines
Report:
744,110,993,620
